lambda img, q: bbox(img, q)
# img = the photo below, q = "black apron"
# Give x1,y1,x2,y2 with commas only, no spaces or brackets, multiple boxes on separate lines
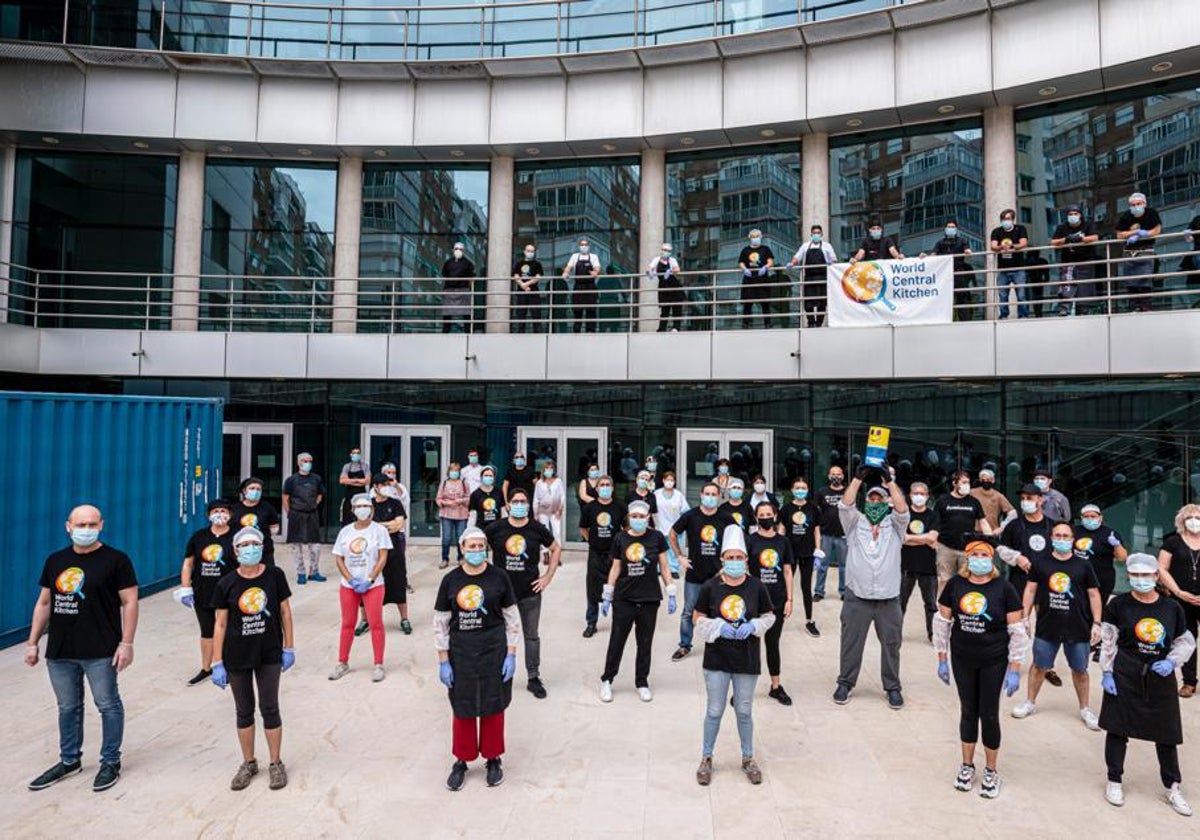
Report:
340,466,367,525
448,623,511,719
286,475,322,544
382,535,408,605
1099,649,1183,744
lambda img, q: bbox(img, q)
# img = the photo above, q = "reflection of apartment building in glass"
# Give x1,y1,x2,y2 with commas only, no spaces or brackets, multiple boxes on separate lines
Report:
715,155,800,267
1134,96,1200,233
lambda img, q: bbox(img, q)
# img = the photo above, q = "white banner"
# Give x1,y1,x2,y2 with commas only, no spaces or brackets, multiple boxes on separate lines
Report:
827,255,954,327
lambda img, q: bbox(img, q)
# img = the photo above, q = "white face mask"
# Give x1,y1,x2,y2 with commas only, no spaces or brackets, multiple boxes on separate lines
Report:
453,249,464,259
957,483,971,495
353,505,373,521
579,245,590,254
663,480,675,490
1186,517,1200,534
524,251,535,259
753,483,766,494
910,494,927,507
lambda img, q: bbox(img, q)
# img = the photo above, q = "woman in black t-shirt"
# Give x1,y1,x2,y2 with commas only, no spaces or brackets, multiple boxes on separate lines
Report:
778,477,822,637
933,541,1024,799
1157,504,1200,697
747,502,795,705
598,501,676,703
371,477,410,633
210,526,294,793
177,498,235,687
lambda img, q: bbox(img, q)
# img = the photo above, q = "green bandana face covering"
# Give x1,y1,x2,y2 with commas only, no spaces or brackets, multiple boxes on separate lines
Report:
864,501,890,525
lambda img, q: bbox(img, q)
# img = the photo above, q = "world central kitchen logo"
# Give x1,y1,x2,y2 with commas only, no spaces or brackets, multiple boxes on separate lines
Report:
841,260,941,311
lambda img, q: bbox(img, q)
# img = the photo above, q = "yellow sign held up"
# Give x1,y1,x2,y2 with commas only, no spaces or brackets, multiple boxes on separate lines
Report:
865,426,890,468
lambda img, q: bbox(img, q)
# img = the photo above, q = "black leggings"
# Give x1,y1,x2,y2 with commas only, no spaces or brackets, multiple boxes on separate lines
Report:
602,600,658,687
1105,734,1181,787
794,557,814,620
951,656,1006,749
764,608,786,677
229,663,282,730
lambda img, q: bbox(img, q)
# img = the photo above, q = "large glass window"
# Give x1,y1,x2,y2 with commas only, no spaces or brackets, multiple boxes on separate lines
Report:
10,151,177,329
358,165,489,333
829,124,984,260
202,161,336,332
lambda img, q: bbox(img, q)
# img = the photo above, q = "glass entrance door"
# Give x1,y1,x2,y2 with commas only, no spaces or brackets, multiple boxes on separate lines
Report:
677,429,773,507
222,423,292,539
517,426,608,547
361,424,450,544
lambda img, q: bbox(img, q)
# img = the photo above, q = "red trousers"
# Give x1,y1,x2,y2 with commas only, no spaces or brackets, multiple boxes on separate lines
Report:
452,712,505,762
338,585,385,665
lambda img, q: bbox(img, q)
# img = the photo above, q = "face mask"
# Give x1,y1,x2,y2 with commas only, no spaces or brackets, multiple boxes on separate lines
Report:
911,494,927,507
753,483,766,494
588,468,600,479
510,502,528,519
384,473,396,482
597,486,613,500
1034,478,1050,491
210,512,230,526
482,475,495,488
630,518,649,534
637,479,648,490
1051,539,1073,554
237,544,263,565
468,455,479,464
544,469,555,479
1001,219,1014,231
299,462,313,474
701,495,719,510
944,227,958,238
957,483,971,495
1185,518,1200,534
750,237,762,247
350,454,361,463
70,527,100,547
793,488,808,500
757,517,775,531
1020,500,1038,515
579,245,590,254
514,457,526,468
662,250,671,258
864,501,890,525
449,470,460,479
829,475,843,486
811,233,822,243
869,229,882,240
1131,205,1145,218
354,505,373,521
1081,518,1101,531
967,557,993,576
663,480,675,490
453,249,464,259
524,251,535,259
1067,214,1081,225
1129,577,1157,593
729,488,744,500
645,462,657,473
718,465,729,476
979,481,994,491
723,559,747,578
464,549,488,567
245,488,262,502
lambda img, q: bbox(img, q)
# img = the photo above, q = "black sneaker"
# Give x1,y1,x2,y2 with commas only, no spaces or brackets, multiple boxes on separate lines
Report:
582,624,597,638
887,689,905,710
832,684,851,705
486,758,504,787
1045,669,1063,687
187,668,212,686
28,761,82,791
768,686,793,706
446,760,467,792
805,621,820,638
813,594,824,603
92,762,121,792
671,647,690,662
354,619,370,637
527,678,547,699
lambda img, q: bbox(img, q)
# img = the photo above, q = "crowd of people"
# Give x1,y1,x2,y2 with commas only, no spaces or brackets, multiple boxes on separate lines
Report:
18,442,1200,818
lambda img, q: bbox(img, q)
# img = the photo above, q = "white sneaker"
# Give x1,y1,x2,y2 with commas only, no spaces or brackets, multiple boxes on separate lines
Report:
1011,700,1037,719
1080,707,1100,731
1167,784,1193,817
979,768,1001,799
1105,781,1124,807
953,763,975,792
372,665,386,683
638,686,653,703
599,680,613,703
328,662,350,681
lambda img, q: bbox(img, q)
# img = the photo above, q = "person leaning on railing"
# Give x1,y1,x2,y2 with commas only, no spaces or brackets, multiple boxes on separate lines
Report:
562,237,601,333
738,229,776,329
921,220,975,322
511,244,544,334
788,225,837,328
441,242,476,334
1114,192,1162,314
990,210,1029,319
850,219,904,263
647,243,684,333
1049,206,1101,317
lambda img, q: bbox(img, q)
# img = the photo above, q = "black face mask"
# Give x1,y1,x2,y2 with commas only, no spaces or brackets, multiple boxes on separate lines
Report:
980,481,995,490
828,475,843,486
757,517,776,531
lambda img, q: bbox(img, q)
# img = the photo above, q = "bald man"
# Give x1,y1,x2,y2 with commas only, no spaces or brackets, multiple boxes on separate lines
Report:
25,505,139,793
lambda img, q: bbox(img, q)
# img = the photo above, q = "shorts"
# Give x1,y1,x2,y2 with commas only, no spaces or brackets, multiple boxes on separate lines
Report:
1032,637,1089,673
194,604,216,639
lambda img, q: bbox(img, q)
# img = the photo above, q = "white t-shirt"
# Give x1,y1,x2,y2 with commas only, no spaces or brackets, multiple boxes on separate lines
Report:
653,487,689,534
333,521,392,589
461,463,484,495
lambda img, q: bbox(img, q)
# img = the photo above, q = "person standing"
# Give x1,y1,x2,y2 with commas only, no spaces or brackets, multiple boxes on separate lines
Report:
814,465,848,601
850,219,904,262
653,471,689,579
1050,205,1101,316
579,475,627,638
485,488,561,699
371,476,411,635
1114,192,1163,313
502,451,536,505
533,459,567,548
1073,503,1127,610
441,242,476,333
789,225,837,328
1033,469,1071,522
649,243,684,332
747,502,795,705
1011,521,1103,728
469,465,505,530
598,501,676,702
338,447,371,526
25,505,138,793
738,229,775,329
177,499,235,686
969,468,1015,533
669,483,736,661
1158,504,1200,698
209,526,294,792
1099,553,1196,815
327,494,391,684
933,471,989,596
461,448,485,495
996,484,1053,595
692,526,775,786
989,209,1029,319
901,483,940,643
283,452,326,584
927,220,977,321
436,462,470,570
436,527,521,792
626,469,658,528
933,541,1025,798
719,478,753,533
778,477,821,637
562,237,601,333
577,461,601,513
232,477,281,566
832,472,910,709
511,244,544,333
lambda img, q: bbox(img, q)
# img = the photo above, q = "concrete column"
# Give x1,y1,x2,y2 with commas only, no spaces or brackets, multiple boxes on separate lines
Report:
485,155,514,334
637,148,666,333
332,156,363,335
983,106,1017,321
801,132,829,230
0,144,14,324
170,149,205,331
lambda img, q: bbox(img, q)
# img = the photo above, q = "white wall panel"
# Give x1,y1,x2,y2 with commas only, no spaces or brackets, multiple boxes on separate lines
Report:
82,68,177,137
0,323,39,373
139,331,227,377
628,332,711,380
38,329,141,376
336,81,415,147
799,325,892,379
1109,311,1200,375
466,334,546,380
723,52,805,128
257,78,338,145
546,333,628,380
491,77,566,145
712,330,799,380
307,334,388,378
644,63,722,136
995,316,1109,377
225,333,307,378
566,71,643,141
892,322,995,378
414,80,491,146
807,34,895,119
175,74,259,142
895,15,991,106
0,64,84,134
992,0,1100,90
388,334,468,379
1099,0,1200,67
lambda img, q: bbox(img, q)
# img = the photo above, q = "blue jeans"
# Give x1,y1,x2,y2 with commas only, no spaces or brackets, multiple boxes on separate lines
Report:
997,269,1028,318
440,517,466,562
1032,638,1090,673
47,658,124,766
677,580,704,650
814,535,846,597
702,669,757,759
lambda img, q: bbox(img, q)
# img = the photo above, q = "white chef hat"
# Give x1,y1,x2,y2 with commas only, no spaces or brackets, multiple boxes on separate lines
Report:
721,525,747,556
1125,553,1158,575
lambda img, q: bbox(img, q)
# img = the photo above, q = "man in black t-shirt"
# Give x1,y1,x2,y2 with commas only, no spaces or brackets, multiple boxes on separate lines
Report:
851,219,904,263
1115,192,1163,312
669,482,735,660
927,219,978,321
511,244,544,333
814,465,848,600
737,229,776,329
441,242,476,334
579,476,627,637
1050,205,1101,316
933,471,988,596
25,505,139,793
990,209,1029,319
900,483,940,641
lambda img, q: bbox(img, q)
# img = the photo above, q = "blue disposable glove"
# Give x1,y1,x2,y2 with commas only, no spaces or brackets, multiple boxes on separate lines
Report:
211,662,228,689
501,652,517,682
601,584,613,617
281,648,295,672
813,550,825,573
439,661,454,688
1151,659,1175,677
1004,669,1021,697
181,594,195,608
1101,671,1117,696
734,622,754,641
352,577,372,594
1107,532,1122,548
600,597,611,617
667,594,677,615
758,266,768,277
1127,231,1141,244
742,268,752,277
718,621,738,640
937,660,950,685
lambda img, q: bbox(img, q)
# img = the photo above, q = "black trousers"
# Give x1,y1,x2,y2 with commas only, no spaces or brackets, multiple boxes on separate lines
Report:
741,280,776,328
951,656,1006,749
229,663,282,730
795,556,814,620
585,548,609,626
764,607,786,677
658,283,685,331
513,291,543,333
803,296,826,327
602,600,659,686
1105,733,1182,787
900,570,938,639
1181,598,1200,687
573,285,598,333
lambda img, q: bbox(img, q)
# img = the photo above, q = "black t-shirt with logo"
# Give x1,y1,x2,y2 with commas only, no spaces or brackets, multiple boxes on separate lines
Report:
609,530,667,603
1072,523,1122,591
746,532,794,609
815,485,845,536
579,500,627,554
858,235,897,261
719,500,753,533
232,502,280,565
933,494,983,550
485,518,555,601
282,473,325,512
1115,207,1163,251
185,526,236,606
372,496,407,549
1051,221,1099,263
738,245,775,280
672,508,736,583
902,508,940,575
211,565,292,670
624,490,658,527
999,515,1054,591
939,575,1022,666
695,575,774,675
1028,554,1100,643
990,224,1029,267
469,487,505,528
39,544,139,660
435,563,517,643
1103,592,1188,665
512,258,544,289
779,501,818,558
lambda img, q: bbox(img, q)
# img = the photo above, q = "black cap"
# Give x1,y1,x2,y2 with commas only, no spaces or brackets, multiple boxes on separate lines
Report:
371,474,391,487
1033,467,1052,479
207,498,234,513
240,476,264,491
1019,483,1043,497
1066,204,1081,213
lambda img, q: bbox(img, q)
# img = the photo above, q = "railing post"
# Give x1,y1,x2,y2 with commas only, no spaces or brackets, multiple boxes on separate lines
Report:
158,0,166,50
0,143,14,324
144,275,152,330
62,0,70,46
33,270,41,326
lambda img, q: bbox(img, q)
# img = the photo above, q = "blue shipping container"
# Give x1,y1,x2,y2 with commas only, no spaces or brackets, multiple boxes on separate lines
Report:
0,392,223,646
